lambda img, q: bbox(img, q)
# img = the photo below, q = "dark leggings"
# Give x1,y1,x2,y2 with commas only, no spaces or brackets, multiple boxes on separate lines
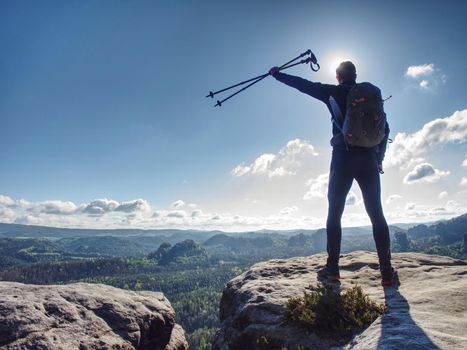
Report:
326,149,391,269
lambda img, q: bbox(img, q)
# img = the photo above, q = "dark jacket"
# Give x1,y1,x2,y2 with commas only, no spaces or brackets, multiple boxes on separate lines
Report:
273,72,390,164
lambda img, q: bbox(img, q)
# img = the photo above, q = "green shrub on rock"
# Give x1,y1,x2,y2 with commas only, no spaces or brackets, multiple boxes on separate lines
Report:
285,284,386,340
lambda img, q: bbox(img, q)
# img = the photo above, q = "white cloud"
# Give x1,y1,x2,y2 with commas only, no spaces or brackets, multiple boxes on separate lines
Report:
280,206,298,215
231,164,251,177
406,203,416,210
345,191,358,206
35,200,78,215
152,210,163,218
231,139,318,178
460,177,467,187
462,155,467,167
0,207,15,222
303,173,329,200
419,80,429,89
14,215,45,226
405,63,445,91
386,194,403,204
0,195,31,209
191,209,203,218
171,200,185,208
385,109,467,167
78,198,151,215
15,199,32,209
386,202,466,223
82,199,119,215
438,191,448,199
405,64,434,78
1,192,465,231
0,195,15,207
403,163,450,184
446,200,458,210
166,210,186,219
115,199,150,213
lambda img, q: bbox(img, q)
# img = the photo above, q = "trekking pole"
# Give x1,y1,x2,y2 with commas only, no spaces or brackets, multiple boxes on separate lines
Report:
205,73,268,99
213,55,318,107
213,73,269,107
207,49,319,107
206,49,312,99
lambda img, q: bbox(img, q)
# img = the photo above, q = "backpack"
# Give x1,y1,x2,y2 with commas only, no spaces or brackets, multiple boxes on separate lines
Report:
330,82,387,148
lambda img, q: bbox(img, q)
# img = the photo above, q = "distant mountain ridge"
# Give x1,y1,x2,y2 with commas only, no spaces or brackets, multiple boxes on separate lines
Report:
0,222,222,240
0,214,465,267
0,222,405,239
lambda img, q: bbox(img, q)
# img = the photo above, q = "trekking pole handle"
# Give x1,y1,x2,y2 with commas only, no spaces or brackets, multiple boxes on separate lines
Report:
309,51,320,72
279,57,312,70
278,49,311,70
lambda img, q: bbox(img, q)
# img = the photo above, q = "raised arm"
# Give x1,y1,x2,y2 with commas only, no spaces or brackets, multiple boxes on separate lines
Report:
269,68,334,103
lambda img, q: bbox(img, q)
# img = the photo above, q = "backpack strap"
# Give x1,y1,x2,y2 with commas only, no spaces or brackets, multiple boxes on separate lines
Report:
329,96,344,131
329,96,349,150
329,96,349,151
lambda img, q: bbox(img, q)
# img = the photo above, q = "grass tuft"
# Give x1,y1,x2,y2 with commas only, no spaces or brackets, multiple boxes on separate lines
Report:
285,284,386,340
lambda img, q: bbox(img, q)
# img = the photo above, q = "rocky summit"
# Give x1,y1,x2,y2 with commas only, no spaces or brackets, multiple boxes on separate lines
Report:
213,251,467,350
0,282,188,350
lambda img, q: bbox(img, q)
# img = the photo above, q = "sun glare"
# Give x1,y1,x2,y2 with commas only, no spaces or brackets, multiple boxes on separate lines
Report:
329,57,352,76
320,51,357,80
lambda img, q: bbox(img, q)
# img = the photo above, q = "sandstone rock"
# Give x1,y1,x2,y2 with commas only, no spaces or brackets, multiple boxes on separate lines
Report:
213,251,467,350
0,282,188,350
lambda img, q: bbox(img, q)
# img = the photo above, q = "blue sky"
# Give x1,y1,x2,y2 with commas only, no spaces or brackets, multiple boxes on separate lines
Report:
1,0,466,229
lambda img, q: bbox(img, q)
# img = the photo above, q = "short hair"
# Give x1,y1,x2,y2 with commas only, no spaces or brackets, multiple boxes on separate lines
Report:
336,61,357,83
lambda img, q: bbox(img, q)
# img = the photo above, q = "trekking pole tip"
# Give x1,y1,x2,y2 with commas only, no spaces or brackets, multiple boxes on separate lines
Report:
206,91,214,98
215,100,222,107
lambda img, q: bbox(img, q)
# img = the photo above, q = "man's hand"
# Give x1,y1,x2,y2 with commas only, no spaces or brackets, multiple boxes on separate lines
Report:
269,66,280,76
378,163,384,174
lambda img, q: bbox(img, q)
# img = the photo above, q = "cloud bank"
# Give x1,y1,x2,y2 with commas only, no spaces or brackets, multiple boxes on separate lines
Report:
0,193,464,231
231,139,318,178
385,109,467,167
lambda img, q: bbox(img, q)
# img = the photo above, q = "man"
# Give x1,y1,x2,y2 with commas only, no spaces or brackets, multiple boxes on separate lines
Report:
270,61,396,285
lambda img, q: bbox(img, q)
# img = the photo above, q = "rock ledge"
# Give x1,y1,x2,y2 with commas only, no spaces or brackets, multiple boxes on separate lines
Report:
0,282,188,350
213,251,467,350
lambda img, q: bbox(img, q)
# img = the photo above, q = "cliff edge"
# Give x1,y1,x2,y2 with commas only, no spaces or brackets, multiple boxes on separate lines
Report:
0,282,188,350
213,251,467,350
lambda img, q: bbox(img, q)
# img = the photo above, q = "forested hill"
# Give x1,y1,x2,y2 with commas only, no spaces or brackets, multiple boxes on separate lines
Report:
396,213,467,258
406,213,467,244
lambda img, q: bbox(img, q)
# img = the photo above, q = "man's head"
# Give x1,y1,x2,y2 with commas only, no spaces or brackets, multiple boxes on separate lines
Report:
336,61,357,84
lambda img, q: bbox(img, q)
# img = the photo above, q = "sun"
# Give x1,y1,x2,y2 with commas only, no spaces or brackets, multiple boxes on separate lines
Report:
321,51,356,78
329,57,352,76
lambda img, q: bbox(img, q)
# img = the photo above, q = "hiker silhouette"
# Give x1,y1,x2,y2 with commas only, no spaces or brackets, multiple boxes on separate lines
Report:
271,61,393,284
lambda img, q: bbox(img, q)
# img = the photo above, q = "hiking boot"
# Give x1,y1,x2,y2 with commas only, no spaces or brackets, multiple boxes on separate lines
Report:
317,264,340,282
381,267,397,286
